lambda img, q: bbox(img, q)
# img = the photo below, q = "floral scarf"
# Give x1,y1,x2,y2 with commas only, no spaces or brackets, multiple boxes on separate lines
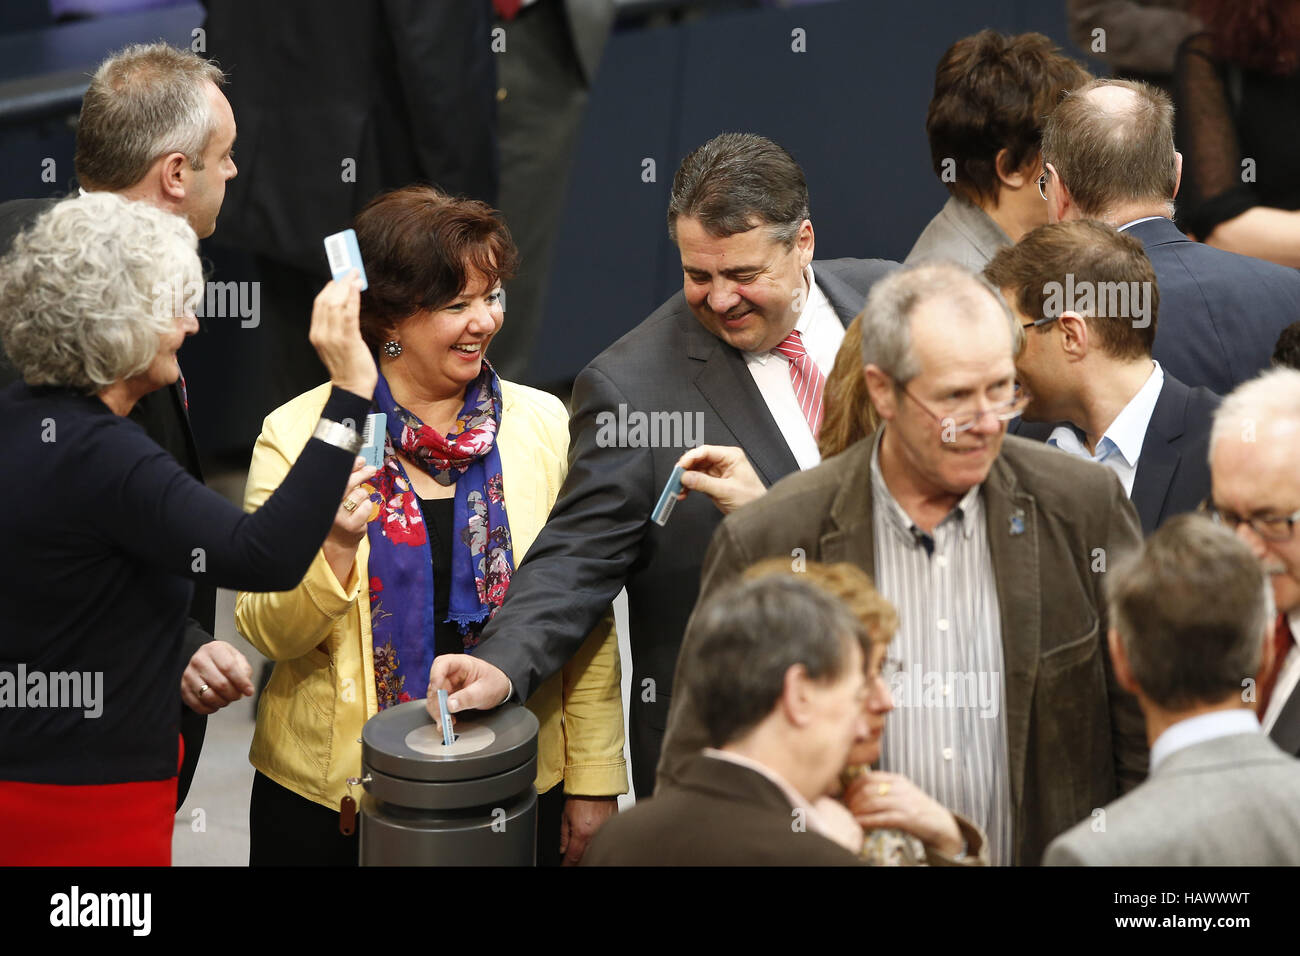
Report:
363,367,514,710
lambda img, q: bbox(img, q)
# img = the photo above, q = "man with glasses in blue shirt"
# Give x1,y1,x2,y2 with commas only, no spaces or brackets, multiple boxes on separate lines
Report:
1205,368,1300,758
658,261,1149,866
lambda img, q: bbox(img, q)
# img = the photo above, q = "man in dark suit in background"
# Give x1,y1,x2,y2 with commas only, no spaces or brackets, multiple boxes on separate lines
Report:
584,574,867,866
658,262,1148,865
200,0,498,410
1040,77,1300,396
986,219,1218,535
1207,369,1300,760
430,132,896,801
0,42,253,807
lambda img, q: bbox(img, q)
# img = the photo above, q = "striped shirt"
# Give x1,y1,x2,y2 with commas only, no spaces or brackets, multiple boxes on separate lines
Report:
870,434,1013,865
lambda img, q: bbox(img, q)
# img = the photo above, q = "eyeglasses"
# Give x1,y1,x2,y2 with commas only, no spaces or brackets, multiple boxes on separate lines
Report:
1021,315,1059,330
898,381,1029,434
1201,499,1300,543
1037,163,1056,201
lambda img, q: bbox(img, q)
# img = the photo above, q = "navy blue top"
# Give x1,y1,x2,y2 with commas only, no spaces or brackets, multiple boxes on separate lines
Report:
0,382,370,785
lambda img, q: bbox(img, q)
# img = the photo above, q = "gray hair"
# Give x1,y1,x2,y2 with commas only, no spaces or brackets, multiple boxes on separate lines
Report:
1209,367,1300,455
683,574,870,749
1108,514,1271,710
0,192,201,392
667,132,810,247
75,42,226,191
858,260,1020,384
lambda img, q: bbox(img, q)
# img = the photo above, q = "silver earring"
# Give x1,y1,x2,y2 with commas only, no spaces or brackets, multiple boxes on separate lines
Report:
382,340,402,358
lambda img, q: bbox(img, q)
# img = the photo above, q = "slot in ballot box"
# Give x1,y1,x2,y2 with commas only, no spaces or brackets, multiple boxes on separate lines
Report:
359,699,539,866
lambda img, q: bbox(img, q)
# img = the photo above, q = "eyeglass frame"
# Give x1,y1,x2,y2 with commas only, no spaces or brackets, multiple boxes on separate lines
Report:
1199,498,1300,543
1037,162,1058,202
893,377,1029,434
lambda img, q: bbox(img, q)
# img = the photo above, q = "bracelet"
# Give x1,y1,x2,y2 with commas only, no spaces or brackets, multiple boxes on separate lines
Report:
312,417,364,455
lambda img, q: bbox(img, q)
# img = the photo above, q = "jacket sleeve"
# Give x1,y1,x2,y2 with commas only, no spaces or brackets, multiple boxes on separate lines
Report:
654,517,752,789
234,400,363,662
474,365,656,701
1097,474,1149,794
924,813,990,867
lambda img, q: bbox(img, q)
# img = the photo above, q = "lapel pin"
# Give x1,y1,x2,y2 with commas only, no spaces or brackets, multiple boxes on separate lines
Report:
1009,508,1025,536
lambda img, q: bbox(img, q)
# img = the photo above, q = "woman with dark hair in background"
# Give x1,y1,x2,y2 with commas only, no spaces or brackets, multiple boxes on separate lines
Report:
1176,0,1300,266
236,185,626,867
0,192,377,865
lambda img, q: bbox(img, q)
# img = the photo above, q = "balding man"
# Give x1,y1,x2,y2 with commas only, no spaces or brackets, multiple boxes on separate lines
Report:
1206,369,1300,759
658,262,1149,865
1040,78,1300,395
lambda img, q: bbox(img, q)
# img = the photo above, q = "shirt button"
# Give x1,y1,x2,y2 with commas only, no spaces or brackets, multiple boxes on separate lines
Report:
942,685,951,696
942,747,954,761
935,555,948,568
937,619,950,631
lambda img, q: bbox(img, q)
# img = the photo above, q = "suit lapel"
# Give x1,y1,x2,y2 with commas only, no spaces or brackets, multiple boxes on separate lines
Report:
982,454,1040,817
684,305,800,485
813,263,869,328
818,438,877,577
1269,689,1300,756
1130,377,1187,535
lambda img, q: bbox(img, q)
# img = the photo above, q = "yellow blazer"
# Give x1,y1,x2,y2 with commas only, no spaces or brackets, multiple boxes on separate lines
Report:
235,381,627,812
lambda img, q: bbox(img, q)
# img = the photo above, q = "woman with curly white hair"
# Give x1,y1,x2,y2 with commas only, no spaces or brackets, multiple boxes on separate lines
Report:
0,191,378,865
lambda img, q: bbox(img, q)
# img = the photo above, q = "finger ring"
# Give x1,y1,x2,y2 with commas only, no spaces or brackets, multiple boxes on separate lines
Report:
198,684,210,696
877,782,890,797
342,496,360,513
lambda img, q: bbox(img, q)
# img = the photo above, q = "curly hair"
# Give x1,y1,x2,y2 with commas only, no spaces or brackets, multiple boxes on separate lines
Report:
0,192,201,392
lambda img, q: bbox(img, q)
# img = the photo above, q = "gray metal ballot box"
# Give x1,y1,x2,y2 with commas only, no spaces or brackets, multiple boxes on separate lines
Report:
358,699,539,866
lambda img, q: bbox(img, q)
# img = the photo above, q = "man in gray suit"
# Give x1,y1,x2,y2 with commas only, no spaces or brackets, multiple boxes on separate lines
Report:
657,262,1149,865
906,31,1089,270
430,132,896,804
1045,514,1300,865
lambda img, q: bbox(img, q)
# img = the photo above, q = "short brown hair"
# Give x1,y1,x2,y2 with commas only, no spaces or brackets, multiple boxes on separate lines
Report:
926,30,1090,204
667,132,810,246
743,558,897,645
984,219,1159,360
75,43,225,191
353,186,519,350
1108,514,1269,710
1040,78,1178,217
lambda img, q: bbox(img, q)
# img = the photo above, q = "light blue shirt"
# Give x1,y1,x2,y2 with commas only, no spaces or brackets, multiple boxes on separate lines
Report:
1149,709,1261,772
1048,362,1164,497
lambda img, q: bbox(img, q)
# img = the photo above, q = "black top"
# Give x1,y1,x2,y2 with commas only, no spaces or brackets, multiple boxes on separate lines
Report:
1175,32,1300,239
0,382,371,785
418,496,468,659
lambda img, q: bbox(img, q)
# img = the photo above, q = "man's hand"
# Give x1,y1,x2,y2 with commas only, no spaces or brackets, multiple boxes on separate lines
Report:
676,445,766,515
427,654,511,727
559,795,618,866
181,641,255,715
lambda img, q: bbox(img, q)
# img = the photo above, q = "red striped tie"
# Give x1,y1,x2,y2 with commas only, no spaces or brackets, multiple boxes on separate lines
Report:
772,329,826,438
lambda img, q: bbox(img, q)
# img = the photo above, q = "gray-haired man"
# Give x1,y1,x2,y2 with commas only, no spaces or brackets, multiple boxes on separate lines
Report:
1045,514,1300,865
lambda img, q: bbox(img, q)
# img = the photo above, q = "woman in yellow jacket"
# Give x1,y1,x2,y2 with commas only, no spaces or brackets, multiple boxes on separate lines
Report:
236,186,626,866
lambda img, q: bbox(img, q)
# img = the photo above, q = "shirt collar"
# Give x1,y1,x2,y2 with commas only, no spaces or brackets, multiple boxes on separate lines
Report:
1149,709,1261,772
702,748,832,836
1116,216,1166,232
868,428,982,542
1047,362,1163,469
746,264,823,366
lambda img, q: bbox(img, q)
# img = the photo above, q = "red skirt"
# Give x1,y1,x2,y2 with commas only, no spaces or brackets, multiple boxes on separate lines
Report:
0,735,181,866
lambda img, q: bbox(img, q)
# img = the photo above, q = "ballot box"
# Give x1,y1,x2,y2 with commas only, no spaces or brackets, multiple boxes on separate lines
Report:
358,699,539,866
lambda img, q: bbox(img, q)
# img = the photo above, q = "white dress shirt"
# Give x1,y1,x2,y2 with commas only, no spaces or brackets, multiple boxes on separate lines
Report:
1262,609,1300,733
742,264,844,471
1116,216,1166,232
1047,362,1164,497
1149,708,1261,772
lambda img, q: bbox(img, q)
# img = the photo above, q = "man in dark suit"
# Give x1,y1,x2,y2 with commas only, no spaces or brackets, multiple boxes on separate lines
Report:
584,574,866,866
0,43,253,806
986,220,1219,535
199,0,498,410
658,262,1149,865
1206,369,1300,760
430,133,896,801
1040,77,1300,395
1046,515,1300,865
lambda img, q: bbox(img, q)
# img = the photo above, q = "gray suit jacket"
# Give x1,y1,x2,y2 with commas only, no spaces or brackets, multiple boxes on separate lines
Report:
657,432,1149,865
1044,731,1300,865
474,257,897,799
904,195,1012,272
